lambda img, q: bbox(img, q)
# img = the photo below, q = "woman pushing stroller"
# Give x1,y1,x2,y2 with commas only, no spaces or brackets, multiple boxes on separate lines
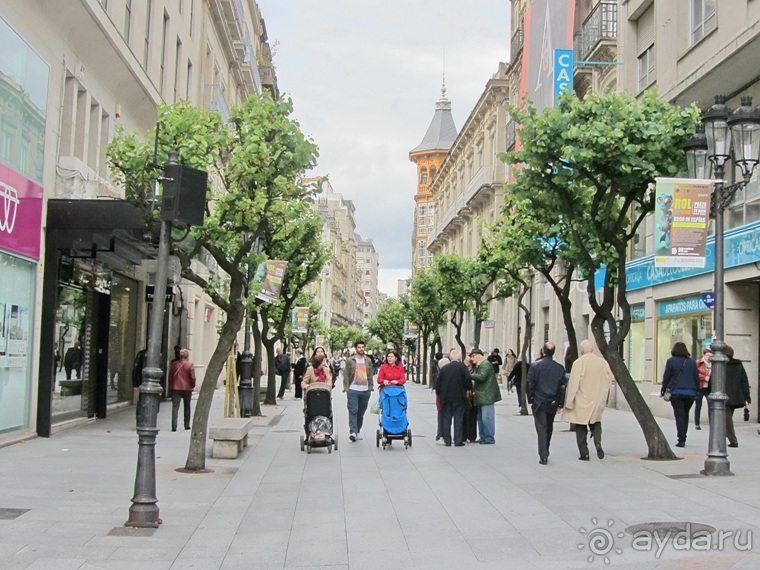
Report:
300,346,336,453
301,346,333,391
377,350,406,390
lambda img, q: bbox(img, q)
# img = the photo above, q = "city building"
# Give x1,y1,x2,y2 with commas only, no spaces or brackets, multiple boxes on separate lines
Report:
0,0,276,444
307,178,362,329
356,234,379,325
397,278,409,298
409,84,457,273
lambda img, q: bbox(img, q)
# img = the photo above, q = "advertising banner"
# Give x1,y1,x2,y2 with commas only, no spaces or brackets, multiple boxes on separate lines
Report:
0,164,44,260
553,49,573,103
654,177,712,268
256,260,288,303
292,306,309,334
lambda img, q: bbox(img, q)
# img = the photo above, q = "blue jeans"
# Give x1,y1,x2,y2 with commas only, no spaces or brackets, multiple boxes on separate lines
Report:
477,404,495,443
347,389,371,434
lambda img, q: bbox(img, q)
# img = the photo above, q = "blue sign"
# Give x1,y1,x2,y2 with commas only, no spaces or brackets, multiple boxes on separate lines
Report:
701,292,715,310
553,49,574,104
657,295,711,318
630,305,646,321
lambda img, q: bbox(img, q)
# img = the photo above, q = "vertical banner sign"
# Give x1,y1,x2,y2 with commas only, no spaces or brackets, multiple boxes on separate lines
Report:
654,177,712,268
292,307,309,334
553,49,574,103
256,260,288,303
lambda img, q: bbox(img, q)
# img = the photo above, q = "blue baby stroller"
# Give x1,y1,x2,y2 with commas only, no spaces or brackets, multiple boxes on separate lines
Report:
375,385,412,449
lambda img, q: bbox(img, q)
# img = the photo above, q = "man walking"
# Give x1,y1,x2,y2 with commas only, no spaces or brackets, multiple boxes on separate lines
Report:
487,348,503,383
275,347,291,400
343,340,373,441
527,342,567,465
292,349,308,399
470,348,501,444
562,340,612,461
435,349,472,446
64,340,83,380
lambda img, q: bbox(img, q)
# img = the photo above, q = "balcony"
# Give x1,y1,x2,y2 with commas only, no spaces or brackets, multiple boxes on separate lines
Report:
204,84,230,122
575,1,618,62
511,25,524,65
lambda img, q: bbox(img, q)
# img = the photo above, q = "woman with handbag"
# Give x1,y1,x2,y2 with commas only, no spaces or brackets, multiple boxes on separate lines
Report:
661,342,699,448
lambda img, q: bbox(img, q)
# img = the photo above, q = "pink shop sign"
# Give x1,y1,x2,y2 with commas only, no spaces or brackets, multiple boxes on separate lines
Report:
0,163,43,260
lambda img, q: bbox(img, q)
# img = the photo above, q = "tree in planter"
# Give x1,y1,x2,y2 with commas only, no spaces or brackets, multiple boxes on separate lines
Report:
502,89,699,459
404,268,447,386
107,95,319,471
366,298,406,350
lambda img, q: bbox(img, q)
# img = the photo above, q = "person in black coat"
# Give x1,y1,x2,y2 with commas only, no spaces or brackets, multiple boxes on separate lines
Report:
507,361,525,407
527,342,567,465
63,340,83,380
724,345,751,448
660,341,699,448
435,349,473,447
292,350,308,400
275,347,291,399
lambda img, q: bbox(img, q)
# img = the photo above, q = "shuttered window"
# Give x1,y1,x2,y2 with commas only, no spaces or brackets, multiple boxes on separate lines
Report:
636,5,655,55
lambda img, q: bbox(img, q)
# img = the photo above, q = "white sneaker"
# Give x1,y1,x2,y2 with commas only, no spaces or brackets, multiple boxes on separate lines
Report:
435,439,446,446
350,433,357,442
356,433,364,440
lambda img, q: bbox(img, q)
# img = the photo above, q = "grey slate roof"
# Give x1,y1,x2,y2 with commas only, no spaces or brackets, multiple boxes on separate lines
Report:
410,86,458,154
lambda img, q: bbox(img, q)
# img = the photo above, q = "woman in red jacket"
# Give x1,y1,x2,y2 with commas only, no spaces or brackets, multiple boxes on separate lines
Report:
377,350,406,391
169,348,196,432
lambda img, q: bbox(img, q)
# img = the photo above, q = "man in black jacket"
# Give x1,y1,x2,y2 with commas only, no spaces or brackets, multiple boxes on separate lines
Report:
435,349,473,447
527,342,567,465
725,345,751,448
292,349,308,399
275,347,291,400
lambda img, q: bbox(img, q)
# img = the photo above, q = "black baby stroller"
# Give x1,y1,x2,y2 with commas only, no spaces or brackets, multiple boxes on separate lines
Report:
300,385,337,454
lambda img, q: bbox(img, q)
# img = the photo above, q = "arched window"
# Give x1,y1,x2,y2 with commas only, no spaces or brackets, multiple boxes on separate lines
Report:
419,167,428,184
429,167,437,182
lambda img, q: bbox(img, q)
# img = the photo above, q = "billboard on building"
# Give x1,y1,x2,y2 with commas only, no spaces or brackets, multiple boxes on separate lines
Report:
654,177,712,268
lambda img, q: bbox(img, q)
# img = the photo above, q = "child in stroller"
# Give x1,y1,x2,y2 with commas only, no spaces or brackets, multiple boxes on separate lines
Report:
376,384,412,449
300,385,337,453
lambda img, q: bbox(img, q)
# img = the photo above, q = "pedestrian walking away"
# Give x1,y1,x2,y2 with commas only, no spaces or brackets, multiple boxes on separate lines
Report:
562,340,612,461
275,347,291,400
63,340,83,380
169,348,196,432
431,352,449,443
694,348,712,430
487,348,503,383
343,340,373,441
470,348,501,444
435,349,473,446
527,342,567,465
724,345,751,448
660,342,699,448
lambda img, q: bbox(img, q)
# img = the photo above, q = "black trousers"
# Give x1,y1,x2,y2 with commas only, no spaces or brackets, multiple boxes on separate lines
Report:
441,401,466,445
464,404,478,442
671,396,694,444
694,387,710,426
533,408,556,461
171,390,192,430
574,422,602,456
277,372,290,398
294,376,303,399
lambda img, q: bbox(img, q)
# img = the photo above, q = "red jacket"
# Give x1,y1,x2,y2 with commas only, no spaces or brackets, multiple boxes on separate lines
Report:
377,363,406,389
169,359,196,391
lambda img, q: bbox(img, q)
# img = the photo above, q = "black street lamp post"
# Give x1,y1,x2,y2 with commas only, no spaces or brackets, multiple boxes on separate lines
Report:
684,96,760,476
239,234,260,417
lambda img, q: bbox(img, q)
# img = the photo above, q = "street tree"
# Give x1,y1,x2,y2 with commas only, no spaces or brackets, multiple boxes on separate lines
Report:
327,326,362,354
404,268,447,385
107,95,319,471
432,254,473,355
502,89,699,459
366,298,406,349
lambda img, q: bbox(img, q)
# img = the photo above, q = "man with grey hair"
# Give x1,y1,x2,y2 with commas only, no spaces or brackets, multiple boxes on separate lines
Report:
527,342,567,465
435,349,473,446
562,339,613,460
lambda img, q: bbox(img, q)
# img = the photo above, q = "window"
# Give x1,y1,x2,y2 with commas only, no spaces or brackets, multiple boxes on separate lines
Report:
427,204,434,226
418,204,427,227
174,38,182,101
636,6,655,92
160,12,169,93
189,0,195,36
417,240,426,265
691,0,716,45
727,169,760,229
429,166,437,182
144,0,152,69
186,60,193,99
419,167,428,184
124,0,132,43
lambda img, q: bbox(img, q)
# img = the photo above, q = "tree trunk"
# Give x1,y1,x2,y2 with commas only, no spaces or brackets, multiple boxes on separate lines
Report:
263,337,277,405
517,284,531,416
251,310,263,417
420,334,428,386
185,310,244,471
557,294,578,371
473,315,483,350
451,311,466,355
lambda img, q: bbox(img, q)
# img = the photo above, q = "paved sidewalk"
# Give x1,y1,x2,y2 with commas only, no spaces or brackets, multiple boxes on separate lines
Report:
1,382,759,569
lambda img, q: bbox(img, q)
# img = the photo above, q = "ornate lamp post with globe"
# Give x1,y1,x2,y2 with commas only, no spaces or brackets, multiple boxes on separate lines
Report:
683,96,760,476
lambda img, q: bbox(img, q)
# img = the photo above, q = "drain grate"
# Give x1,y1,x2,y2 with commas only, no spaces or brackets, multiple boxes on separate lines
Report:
272,429,300,433
667,473,705,479
625,522,716,539
109,526,157,537
0,508,29,520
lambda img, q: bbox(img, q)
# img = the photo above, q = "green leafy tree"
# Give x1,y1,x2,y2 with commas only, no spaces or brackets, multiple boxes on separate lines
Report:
327,325,362,354
432,254,473,355
366,298,406,349
502,89,699,459
404,268,447,386
107,95,319,471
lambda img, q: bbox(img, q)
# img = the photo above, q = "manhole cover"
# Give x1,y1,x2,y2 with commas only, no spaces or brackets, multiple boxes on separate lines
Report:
625,522,716,540
109,526,157,537
272,430,300,433
0,508,29,520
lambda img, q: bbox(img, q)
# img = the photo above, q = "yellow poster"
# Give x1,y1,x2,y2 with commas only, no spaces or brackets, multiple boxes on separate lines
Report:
654,177,712,268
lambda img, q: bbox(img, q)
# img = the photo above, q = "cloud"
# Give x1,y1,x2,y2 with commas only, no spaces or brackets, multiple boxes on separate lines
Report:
259,0,510,276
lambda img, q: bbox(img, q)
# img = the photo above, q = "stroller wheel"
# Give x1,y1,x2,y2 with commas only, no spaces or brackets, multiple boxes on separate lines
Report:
306,444,312,454
328,444,332,454
376,430,380,448
334,434,338,451
300,435,305,452
408,429,412,448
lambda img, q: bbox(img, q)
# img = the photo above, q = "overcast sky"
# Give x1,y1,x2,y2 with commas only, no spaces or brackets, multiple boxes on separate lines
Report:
258,1,511,296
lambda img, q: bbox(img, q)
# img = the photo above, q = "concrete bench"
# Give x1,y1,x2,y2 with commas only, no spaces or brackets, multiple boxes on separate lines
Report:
208,418,255,459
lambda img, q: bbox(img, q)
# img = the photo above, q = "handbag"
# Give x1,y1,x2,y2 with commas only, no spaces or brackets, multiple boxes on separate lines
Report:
744,406,750,422
370,395,381,415
663,389,672,402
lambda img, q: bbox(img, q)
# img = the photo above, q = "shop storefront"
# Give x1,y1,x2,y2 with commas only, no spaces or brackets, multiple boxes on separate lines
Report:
0,17,48,437
628,304,646,382
655,295,712,385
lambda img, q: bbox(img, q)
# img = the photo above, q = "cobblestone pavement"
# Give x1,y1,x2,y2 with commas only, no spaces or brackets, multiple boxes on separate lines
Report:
1,381,759,569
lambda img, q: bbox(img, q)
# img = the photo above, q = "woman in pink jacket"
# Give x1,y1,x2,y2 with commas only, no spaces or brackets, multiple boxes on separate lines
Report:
377,350,406,391
169,348,196,432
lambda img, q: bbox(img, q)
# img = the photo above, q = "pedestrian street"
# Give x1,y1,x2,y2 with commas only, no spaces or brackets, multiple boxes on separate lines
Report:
1,381,759,569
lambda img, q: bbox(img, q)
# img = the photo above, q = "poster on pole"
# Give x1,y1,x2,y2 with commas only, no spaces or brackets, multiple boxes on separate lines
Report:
654,177,712,268
292,307,309,334
255,260,288,303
